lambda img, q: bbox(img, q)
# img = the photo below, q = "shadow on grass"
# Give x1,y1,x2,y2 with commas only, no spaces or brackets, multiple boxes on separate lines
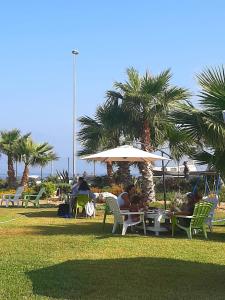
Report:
25,222,120,237
24,220,225,242
19,208,104,218
0,203,58,209
19,210,59,218
27,257,225,300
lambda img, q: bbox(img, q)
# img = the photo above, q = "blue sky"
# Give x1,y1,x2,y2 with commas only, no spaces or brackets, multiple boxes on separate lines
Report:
1,1,225,177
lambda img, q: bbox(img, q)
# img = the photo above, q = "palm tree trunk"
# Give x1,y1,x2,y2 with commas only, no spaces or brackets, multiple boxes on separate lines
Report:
138,162,155,201
7,155,16,188
20,164,29,186
117,162,132,187
138,121,156,201
106,162,114,184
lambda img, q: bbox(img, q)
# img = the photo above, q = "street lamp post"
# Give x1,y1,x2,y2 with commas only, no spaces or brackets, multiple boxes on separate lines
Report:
72,50,79,180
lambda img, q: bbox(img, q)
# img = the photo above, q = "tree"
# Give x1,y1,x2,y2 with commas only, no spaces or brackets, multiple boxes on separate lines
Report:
78,100,131,184
108,68,190,199
0,129,23,187
171,66,225,179
16,137,58,186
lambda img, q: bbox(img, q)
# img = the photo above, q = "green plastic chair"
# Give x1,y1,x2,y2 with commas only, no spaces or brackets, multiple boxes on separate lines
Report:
74,194,90,218
172,201,213,239
21,188,45,208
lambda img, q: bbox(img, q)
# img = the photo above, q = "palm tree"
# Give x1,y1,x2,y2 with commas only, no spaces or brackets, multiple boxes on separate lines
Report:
16,137,58,186
0,129,22,187
78,100,132,184
171,66,225,178
107,68,190,199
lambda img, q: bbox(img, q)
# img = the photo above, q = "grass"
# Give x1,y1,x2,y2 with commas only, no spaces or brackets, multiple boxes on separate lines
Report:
0,206,225,300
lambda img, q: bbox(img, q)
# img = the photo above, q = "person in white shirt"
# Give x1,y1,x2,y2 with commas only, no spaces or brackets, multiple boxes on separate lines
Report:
117,184,136,209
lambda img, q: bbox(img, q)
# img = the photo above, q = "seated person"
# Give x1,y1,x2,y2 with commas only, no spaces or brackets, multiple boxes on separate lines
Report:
71,176,84,195
128,194,145,222
71,180,96,214
169,192,202,226
117,184,136,210
138,192,150,209
73,180,96,199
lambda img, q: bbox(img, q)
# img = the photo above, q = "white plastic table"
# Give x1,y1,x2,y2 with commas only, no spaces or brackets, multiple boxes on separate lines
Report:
145,209,169,236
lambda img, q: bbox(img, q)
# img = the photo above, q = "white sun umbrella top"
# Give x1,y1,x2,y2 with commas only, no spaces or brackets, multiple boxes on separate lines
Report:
81,145,169,162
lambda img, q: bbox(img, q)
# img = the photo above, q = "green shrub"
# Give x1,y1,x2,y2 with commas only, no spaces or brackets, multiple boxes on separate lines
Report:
148,201,164,209
155,176,206,194
22,187,36,198
40,182,56,198
44,175,60,183
90,176,112,188
219,186,225,202
0,179,8,189
57,183,71,194
155,192,176,202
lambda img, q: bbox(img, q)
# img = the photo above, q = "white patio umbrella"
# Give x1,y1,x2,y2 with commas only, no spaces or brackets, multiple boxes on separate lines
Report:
82,145,170,208
81,145,169,162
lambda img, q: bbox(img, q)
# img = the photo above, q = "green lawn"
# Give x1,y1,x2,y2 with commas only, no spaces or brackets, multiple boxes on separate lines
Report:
0,206,225,300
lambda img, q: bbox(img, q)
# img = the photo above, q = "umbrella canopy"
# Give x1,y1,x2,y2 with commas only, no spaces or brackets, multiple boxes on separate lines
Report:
81,145,169,162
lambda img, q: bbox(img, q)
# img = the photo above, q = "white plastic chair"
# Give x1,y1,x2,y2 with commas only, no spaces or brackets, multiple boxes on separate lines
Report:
105,197,146,236
203,195,219,231
1,186,24,207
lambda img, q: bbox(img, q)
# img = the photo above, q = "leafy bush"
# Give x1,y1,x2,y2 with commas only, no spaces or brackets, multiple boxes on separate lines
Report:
147,201,164,209
0,189,16,196
44,175,59,183
22,187,36,198
90,176,113,188
91,184,123,196
155,192,176,202
56,183,71,194
0,179,8,189
219,186,225,202
39,182,56,198
155,176,206,194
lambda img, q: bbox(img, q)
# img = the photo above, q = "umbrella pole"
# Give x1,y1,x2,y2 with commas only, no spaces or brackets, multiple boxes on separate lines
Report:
161,152,167,210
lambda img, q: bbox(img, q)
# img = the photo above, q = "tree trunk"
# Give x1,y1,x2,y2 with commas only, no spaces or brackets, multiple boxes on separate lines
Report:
20,164,29,186
7,155,16,188
138,162,155,201
138,120,156,201
117,162,132,187
106,162,114,184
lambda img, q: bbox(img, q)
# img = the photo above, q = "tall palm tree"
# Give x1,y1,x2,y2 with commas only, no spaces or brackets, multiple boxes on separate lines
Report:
108,68,190,199
171,66,225,178
0,129,23,187
78,100,132,184
16,137,58,186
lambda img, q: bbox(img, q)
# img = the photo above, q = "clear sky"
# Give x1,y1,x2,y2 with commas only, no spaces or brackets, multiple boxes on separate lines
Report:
1,0,225,177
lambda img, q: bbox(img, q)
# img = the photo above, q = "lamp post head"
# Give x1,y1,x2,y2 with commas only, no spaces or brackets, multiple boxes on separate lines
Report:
72,50,79,55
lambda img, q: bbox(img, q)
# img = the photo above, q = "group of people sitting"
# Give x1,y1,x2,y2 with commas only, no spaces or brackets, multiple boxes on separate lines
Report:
70,177,203,224
116,183,203,225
